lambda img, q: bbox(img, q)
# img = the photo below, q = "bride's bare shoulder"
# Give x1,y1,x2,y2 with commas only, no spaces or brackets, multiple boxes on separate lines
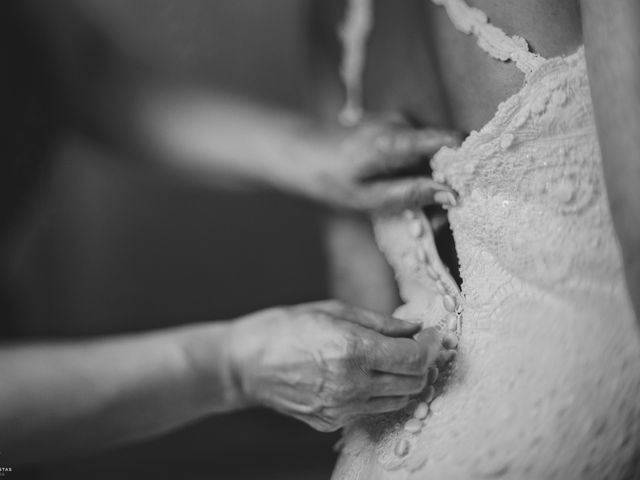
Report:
465,0,582,57
306,0,583,130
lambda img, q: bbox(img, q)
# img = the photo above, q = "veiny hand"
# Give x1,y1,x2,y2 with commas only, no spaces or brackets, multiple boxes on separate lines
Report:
227,300,441,432
298,117,462,212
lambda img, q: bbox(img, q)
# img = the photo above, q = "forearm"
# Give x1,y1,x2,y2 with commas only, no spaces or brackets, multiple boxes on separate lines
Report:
128,83,325,194
32,0,320,196
582,0,640,321
67,52,329,199
0,321,241,463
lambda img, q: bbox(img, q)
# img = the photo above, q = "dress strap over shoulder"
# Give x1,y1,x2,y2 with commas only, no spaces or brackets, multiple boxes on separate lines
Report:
431,0,546,75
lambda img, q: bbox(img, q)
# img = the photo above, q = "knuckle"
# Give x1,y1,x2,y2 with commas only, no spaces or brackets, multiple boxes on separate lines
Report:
358,332,378,356
332,381,355,402
342,329,362,354
342,338,368,371
314,407,343,432
405,346,428,372
322,373,356,405
336,371,369,403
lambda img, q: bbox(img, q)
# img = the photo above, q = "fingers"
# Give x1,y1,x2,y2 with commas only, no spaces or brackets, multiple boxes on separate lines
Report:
368,372,427,397
365,336,430,376
352,122,462,180
360,177,457,212
318,300,421,338
337,395,411,423
342,309,422,338
357,127,461,178
375,128,462,158
415,326,443,367
362,396,411,415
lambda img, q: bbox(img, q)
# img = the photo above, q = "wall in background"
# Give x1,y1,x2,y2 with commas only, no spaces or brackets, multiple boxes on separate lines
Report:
8,1,341,478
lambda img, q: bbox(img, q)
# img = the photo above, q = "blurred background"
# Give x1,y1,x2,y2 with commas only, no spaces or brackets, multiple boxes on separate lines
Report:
1,0,343,478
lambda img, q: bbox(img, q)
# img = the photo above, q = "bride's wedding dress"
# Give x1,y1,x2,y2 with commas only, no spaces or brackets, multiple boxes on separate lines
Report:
333,0,640,478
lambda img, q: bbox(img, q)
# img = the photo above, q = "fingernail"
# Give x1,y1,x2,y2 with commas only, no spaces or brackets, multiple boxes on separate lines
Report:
434,190,458,207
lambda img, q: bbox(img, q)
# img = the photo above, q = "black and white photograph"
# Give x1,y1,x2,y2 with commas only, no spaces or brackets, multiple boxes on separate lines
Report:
1,0,639,478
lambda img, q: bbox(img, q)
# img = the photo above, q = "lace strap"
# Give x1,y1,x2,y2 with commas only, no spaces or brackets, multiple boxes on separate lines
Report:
338,0,374,126
431,0,546,75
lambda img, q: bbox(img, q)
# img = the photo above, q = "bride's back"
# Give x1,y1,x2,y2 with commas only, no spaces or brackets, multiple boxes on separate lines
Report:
425,0,582,130
310,2,640,479
307,0,582,313
344,0,582,132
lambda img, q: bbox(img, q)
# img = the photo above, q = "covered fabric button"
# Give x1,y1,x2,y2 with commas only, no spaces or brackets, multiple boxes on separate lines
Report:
404,418,423,433
500,133,515,150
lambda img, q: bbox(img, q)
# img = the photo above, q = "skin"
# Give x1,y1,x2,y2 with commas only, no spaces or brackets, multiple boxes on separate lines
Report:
581,0,640,325
0,1,455,464
427,0,640,324
306,0,461,313
129,92,460,212
227,302,442,433
312,0,640,326
30,0,459,214
325,2,639,477
0,301,441,463
8,0,636,466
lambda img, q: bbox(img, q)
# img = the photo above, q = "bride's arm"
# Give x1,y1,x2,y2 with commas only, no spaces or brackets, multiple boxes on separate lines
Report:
581,0,640,325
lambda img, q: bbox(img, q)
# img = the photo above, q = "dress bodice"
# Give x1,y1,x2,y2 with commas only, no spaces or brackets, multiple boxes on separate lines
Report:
334,1,640,478
432,46,627,308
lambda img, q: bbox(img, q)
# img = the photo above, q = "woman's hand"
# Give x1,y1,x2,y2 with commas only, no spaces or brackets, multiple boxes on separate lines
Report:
80,69,461,214
227,300,441,432
294,118,461,212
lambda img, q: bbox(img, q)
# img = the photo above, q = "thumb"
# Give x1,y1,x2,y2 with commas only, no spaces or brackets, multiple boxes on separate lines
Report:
415,326,443,367
338,307,422,338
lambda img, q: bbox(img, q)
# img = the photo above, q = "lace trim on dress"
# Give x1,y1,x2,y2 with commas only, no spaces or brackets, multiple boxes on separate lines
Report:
432,0,546,75
338,0,374,126
333,1,640,479
338,0,549,124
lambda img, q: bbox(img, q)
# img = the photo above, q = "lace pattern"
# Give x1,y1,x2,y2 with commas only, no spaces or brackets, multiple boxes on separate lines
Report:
333,0,640,478
431,0,545,75
338,0,374,125
431,47,624,300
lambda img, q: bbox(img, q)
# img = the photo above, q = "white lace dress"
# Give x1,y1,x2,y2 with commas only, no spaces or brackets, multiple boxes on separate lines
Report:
332,1,640,478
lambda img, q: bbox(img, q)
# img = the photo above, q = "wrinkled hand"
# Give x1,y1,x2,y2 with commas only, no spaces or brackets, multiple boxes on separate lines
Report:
299,118,461,212
228,300,441,432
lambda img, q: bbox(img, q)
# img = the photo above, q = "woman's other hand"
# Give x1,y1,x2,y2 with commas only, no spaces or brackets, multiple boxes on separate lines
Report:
227,300,440,432
296,118,461,212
